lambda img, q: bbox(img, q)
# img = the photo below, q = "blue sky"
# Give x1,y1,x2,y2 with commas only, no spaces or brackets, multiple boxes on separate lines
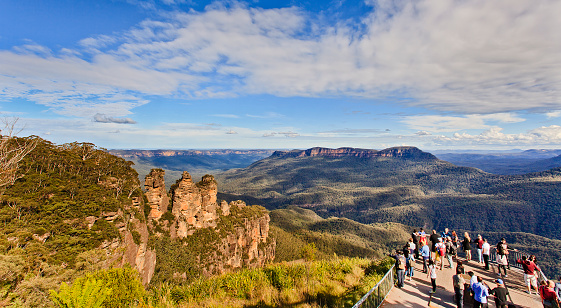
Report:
1,0,560,150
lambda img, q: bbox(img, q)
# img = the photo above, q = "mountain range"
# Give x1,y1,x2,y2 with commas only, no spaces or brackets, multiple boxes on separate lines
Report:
216,146,561,277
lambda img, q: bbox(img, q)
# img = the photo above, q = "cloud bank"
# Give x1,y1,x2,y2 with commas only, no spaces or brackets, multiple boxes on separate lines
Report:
0,0,559,119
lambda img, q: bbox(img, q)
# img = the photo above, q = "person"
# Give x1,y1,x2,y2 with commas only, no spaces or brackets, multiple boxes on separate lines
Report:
468,271,478,290
407,238,416,259
427,259,437,293
456,260,465,275
539,280,560,308
441,227,451,239
489,279,509,308
482,238,491,270
517,255,540,294
435,238,446,270
496,238,515,275
421,241,430,273
472,276,490,308
390,250,406,288
496,251,508,277
531,255,544,281
555,276,561,302
451,230,459,250
463,232,472,262
446,236,457,268
430,230,440,260
405,240,415,281
453,268,465,308
411,229,420,259
419,232,428,252
475,234,484,264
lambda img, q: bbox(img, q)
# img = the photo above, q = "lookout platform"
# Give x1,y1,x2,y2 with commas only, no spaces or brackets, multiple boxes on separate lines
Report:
381,257,543,307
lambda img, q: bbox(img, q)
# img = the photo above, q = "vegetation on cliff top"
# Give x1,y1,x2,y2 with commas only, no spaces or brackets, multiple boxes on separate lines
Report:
0,137,142,306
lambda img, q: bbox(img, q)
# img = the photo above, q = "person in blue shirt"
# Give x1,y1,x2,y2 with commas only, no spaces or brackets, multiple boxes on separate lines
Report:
421,242,430,273
441,227,451,239
471,276,489,308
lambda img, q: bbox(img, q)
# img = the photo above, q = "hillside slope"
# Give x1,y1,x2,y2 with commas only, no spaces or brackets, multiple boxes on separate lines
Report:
216,147,561,241
0,139,276,307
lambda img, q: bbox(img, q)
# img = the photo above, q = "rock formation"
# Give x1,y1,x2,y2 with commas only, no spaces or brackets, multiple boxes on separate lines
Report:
204,203,275,275
170,172,218,237
145,169,275,279
144,169,170,219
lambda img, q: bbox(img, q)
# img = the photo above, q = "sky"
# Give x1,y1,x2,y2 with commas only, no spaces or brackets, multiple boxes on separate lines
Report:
0,0,560,151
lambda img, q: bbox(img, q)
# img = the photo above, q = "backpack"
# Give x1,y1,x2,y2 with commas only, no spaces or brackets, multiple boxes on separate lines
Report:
397,255,406,270
439,244,446,256
448,243,457,255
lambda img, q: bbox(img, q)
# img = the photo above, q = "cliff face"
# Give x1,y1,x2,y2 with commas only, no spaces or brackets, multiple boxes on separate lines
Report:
201,200,275,276
170,172,218,237
145,170,275,281
118,199,157,286
87,197,156,286
272,146,437,160
144,169,170,219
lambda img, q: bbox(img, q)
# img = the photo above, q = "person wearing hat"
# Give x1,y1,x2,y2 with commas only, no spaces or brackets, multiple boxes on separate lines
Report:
489,279,509,308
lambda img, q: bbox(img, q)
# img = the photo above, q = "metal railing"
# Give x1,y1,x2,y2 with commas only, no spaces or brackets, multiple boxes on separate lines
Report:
352,264,395,308
487,249,548,283
454,247,548,284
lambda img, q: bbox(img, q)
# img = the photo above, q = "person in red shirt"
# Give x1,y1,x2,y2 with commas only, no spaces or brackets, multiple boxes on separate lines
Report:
539,280,560,307
517,256,540,294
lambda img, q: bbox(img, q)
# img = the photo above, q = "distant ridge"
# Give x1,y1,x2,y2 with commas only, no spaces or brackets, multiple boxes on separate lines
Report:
271,146,437,160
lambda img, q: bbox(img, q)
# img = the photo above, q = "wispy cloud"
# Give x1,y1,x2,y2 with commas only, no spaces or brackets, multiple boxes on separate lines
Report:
318,128,386,135
93,113,137,124
402,113,526,132
246,112,284,118
212,114,240,118
1,0,560,121
434,125,561,146
262,131,299,138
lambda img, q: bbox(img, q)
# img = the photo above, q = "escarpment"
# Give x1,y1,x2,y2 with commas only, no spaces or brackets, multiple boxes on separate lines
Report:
271,146,437,160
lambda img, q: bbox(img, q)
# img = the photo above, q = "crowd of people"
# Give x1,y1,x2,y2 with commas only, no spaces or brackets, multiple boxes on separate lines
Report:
389,228,561,308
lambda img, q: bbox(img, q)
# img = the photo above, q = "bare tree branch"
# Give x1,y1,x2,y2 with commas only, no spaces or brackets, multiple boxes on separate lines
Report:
0,117,38,196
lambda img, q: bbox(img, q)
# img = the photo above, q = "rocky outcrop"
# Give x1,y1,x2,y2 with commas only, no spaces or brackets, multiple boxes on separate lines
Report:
170,172,219,237
203,203,275,275
144,169,170,219
272,146,437,160
145,169,276,279
121,217,156,286
88,201,156,285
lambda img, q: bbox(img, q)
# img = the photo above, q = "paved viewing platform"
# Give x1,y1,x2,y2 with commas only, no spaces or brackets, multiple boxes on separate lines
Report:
381,257,543,307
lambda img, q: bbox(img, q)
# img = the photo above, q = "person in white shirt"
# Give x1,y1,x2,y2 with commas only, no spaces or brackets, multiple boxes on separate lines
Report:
482,239,491,270
427,259,438,293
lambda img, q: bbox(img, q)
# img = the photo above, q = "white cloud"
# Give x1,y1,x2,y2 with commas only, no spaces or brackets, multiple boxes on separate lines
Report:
226,129,238,134
1,0,560,119
435,125,561,146
546,111,561,119
402,113,526,132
